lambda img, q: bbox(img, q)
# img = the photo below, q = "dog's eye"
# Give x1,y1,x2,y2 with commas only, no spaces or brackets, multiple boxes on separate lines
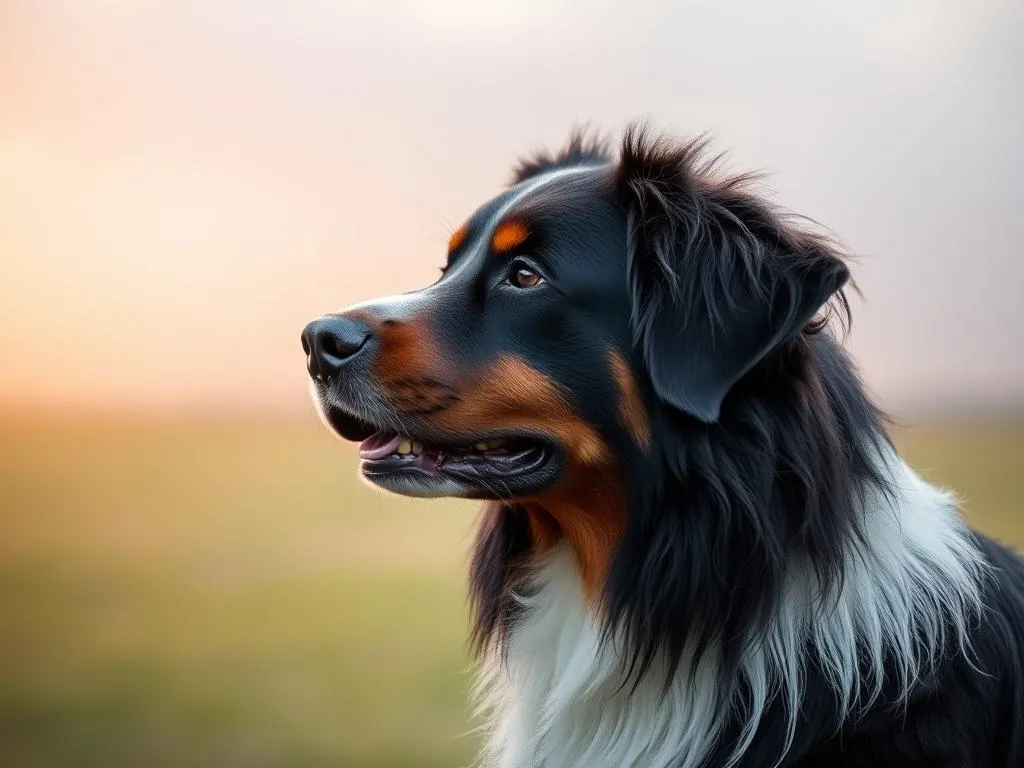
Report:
508,262,543,289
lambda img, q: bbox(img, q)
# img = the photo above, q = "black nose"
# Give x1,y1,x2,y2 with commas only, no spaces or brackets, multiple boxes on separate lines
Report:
301,315,371,380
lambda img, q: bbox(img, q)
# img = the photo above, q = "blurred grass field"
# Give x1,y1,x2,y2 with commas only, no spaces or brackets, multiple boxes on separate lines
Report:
0,416,1021,768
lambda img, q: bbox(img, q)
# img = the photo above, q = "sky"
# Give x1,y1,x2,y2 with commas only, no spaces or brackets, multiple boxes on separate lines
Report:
1,0,1022,415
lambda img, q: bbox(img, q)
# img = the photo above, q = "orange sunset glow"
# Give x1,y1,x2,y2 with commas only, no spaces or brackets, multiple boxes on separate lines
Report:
2,1,1022,416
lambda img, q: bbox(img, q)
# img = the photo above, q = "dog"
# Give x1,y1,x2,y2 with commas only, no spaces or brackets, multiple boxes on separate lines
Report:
302,126,1024,767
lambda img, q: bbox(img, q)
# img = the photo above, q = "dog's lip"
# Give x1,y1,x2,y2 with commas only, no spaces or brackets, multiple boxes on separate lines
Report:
358,428,549,466
359,434,548,474
321,401,558,490
323,401,548,456
322,403,379,443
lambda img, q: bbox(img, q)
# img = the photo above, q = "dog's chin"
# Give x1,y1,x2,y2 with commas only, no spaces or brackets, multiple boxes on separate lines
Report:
318,401,564,501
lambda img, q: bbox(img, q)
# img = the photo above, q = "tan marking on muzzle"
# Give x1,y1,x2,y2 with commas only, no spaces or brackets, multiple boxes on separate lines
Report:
344,310,453,411
431,356,608,465
433,355,623,601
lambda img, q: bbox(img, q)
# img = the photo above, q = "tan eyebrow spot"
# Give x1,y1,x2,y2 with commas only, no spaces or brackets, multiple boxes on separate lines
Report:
448,224,468,253
491,220,529,253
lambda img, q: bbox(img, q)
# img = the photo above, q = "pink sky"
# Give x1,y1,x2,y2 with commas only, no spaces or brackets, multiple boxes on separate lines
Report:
2,1,1022,415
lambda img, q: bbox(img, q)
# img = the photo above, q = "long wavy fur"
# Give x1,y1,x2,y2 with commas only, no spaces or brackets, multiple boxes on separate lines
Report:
470,126,991,768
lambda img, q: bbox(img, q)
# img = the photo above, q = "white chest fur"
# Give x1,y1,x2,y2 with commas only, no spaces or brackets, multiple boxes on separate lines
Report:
472,457,984,768
475,545,725,768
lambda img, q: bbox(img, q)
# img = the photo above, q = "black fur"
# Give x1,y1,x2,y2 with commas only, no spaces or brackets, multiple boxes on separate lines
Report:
509,125,610,186
470,127,1024,767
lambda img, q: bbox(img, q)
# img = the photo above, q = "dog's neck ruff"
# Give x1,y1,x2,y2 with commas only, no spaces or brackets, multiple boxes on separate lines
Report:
473,451,985,768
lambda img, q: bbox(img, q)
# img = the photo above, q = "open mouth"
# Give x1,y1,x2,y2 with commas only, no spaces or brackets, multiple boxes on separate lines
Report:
360,432,547,477
322,405,560,499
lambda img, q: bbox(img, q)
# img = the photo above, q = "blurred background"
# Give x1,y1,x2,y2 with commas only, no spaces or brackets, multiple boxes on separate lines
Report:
1,1,1022,766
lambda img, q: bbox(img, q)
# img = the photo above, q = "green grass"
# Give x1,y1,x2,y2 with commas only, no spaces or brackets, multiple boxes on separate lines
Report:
0,416,1021,767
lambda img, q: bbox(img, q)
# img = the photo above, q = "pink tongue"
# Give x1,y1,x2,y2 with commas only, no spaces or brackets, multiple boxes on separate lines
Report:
359,433,401,460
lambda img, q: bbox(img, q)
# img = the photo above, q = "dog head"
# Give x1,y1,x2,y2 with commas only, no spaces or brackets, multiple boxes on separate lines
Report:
303,126,849,590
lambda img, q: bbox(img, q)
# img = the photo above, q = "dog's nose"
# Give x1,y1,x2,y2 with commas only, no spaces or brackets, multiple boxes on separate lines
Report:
301,315,371,380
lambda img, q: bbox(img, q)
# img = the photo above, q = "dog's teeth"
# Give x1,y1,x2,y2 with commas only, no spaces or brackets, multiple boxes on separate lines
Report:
474,439,505,451
397,438,413,455
411,440,423,455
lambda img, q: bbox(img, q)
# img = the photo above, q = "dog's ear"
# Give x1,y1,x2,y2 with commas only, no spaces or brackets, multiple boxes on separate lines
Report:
618,128,850,423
